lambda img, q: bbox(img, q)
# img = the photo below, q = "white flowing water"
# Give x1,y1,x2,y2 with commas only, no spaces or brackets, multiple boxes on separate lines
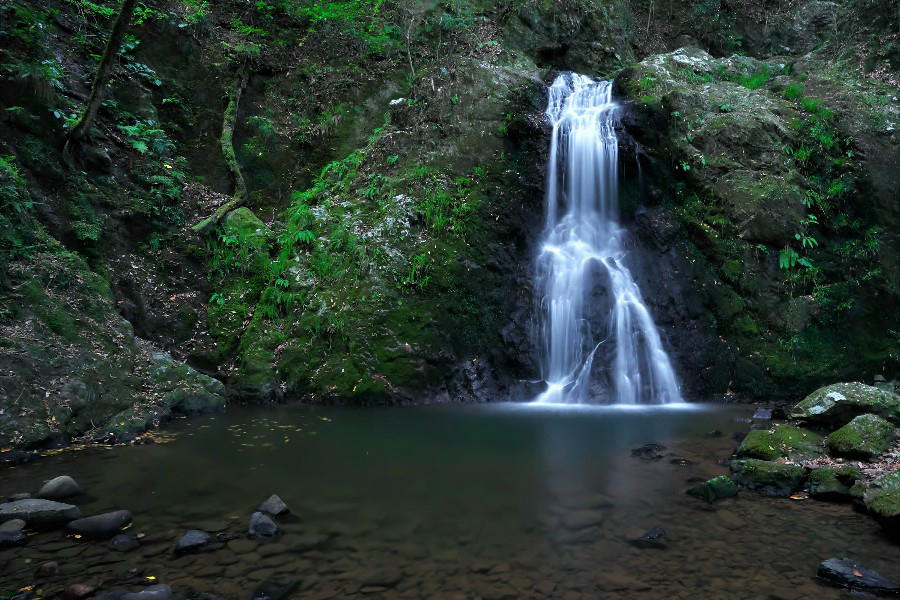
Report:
534,74,682,405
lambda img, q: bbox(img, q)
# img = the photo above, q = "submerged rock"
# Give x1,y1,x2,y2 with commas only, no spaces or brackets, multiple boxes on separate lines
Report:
251,578,298,600
736,424,823,461
0,499,81,528
730,459,806,497
66,510,132,539
686,475,739,503
826,414,896,459
35,561,59,577
110,534,140,552
257,494,289,516
629,527,667,549
808,466,862,501
64,584,95,600
248,512,278,539
817,557,900,594
36,475,82,500
175,529,212,554
791,383,900,426
631,443,667,461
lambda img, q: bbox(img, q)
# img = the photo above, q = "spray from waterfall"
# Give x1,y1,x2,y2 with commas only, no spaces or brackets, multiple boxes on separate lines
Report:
534,74,682,405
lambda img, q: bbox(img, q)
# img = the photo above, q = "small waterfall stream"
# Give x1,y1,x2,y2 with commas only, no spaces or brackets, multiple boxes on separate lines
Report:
534,74,682,405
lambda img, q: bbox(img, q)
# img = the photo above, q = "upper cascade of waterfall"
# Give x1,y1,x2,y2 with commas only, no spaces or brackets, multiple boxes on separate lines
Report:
534,73,682,406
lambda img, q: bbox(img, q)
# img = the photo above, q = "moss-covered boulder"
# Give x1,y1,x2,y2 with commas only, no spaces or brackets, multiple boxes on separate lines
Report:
730,459,806,497
223,207,270,249
686,475,739,503
736,424,823,461
808,466,863,501
826,414,896,459
865,490,900,536
791,382,900,426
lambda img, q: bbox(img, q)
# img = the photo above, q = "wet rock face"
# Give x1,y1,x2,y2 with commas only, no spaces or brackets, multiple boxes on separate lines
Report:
817,557,900,594
792,383,900,426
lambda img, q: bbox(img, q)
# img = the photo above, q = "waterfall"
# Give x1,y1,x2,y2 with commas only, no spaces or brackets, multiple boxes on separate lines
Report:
533,74,682,405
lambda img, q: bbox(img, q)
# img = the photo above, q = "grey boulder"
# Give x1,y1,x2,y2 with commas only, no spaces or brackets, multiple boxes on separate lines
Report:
175,529,211,554
66,510,132,539
37,475,82,500
0,518,27,548
257,494,289,516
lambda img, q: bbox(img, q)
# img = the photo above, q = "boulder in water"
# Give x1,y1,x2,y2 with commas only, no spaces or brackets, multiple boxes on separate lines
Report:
37,475,82,500
686,475,738,503
110,534,140,552
0,499,81,528
817,557,900,594
248,512,278,539
730,459,806,497
808,466,862,501
257,494,289,516
175,529,211,554
826,414,896,459
791,382,900,426
66,510,132,539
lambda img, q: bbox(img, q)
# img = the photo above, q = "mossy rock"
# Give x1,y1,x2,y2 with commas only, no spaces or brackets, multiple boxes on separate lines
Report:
730,459,806,497
736,424,823,461
791,382,900,427
862,471,900,505
686,475,738,503
865,490,900,537
826,414,896,460
223,207,270,249
808,465,863,501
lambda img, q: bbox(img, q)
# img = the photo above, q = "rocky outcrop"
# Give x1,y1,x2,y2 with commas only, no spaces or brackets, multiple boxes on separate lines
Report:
736,425,823,461
792,383,900,426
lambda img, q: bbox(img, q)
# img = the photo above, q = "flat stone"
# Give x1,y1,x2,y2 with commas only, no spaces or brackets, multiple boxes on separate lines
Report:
0,499,81,528
817,557,900,594
257,495,289,516
67,510,132,539
37,476,82,500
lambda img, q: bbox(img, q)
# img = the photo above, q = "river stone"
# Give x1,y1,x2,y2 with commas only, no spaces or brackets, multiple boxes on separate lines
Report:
686,475,738,503
0,499,81,527
865,490,900,535
175,529,211,554
121,584,172,600
817,557,900,594
730,459,806,497
6,493,31,502
791,382,900,426
36,475,82,500
0,518,27,548
257,494,289,516
808,466,862,500
249,512,279,538
736,424,823,461
64,584,95,600
66,509,132,539
826,414,896,459
629,526,666,549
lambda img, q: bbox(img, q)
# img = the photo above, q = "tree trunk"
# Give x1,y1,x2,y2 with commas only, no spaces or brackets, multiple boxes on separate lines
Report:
68,0,138,143
192,66,249,233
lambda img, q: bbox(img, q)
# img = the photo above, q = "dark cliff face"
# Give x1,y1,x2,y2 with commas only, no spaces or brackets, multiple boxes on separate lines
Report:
0,0,897,448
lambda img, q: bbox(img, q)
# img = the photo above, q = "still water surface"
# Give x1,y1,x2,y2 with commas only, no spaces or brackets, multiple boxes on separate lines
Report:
1,403,898,599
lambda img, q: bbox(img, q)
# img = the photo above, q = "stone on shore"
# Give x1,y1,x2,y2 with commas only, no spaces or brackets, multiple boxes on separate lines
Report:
736,424,823,461
808,466,862,501
791,382,900,426
0,499,81,528
826,414,896,459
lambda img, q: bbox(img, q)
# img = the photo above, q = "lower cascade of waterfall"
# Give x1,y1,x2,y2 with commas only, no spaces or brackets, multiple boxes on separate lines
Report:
534,73,682,405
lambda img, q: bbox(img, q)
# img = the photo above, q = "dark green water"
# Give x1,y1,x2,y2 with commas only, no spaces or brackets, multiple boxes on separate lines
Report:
1,403,898,599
